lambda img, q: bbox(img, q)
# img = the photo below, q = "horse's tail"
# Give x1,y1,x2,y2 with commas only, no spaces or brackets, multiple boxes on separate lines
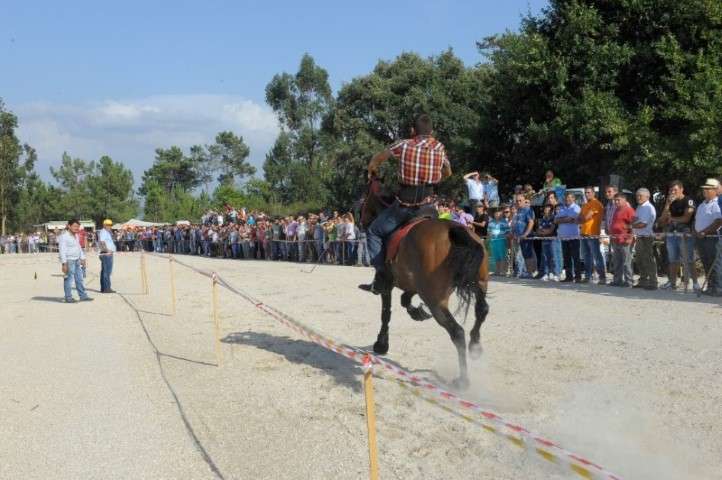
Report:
447,225,486,319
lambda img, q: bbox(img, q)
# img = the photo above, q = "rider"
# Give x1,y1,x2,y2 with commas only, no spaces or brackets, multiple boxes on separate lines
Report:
359,114,452,294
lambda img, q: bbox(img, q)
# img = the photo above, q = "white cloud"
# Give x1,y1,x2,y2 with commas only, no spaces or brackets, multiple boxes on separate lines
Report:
14,94,280,185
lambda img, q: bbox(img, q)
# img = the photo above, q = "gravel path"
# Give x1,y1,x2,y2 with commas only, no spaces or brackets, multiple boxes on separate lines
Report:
1,253,720,479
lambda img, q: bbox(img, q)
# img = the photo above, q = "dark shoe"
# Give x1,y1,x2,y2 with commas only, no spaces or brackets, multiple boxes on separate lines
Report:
65,298,76,303
575,277,586,283
561,277,574,283
79,297,94,302
358,271,390,295
621,282,632,288
608,282,623,287
597,278,607,285
644,285,658,291
101,289,116,294
533,273,545,280
358,283,380,295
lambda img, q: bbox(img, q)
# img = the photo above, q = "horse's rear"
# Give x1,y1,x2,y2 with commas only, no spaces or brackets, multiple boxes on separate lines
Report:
383,219,490,389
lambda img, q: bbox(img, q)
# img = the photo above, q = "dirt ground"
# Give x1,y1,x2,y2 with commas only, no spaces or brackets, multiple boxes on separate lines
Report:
1,252,720,479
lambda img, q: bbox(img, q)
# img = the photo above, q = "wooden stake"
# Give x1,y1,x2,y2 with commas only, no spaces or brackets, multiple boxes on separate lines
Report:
140,253,146,294
141,252,149,294
363,355,380,480
212,275,222,366
169,256,176,316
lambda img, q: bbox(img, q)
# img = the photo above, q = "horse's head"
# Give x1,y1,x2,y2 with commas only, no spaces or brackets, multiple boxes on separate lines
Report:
360,175,389,229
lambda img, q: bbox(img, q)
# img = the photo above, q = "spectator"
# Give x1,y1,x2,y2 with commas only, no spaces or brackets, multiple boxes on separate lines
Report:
58,219,92,303
609,193,635,287
632,188,658,290
543,170,562,191
523,184,535,200
694,178,722,296
578,186,606,284
658,180,699,292
537,204,560,281
471,204,488,237
555,192,582,282
511,194,536,278
463,171,485,212
98,219,117,293
481,173,500,208
453,205,474,228
488,208,510,276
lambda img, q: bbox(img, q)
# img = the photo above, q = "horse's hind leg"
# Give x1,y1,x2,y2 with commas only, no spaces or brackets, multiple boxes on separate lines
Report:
401,291,432,321
429,304,469,390
373,289,392,354
469,289,489,360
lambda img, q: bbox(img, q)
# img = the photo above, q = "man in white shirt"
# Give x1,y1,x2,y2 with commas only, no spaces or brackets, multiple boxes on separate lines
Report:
98,219,117,293
58,219,92,303
463,171,485,212
632,188,658,289
695,178,722,296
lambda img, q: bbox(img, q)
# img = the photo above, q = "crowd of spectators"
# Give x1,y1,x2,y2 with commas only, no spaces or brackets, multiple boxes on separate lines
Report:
3,170,721,297
464,171,722,296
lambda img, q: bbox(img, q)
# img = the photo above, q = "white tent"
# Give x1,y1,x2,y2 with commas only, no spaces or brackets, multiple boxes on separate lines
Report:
119,218,169,229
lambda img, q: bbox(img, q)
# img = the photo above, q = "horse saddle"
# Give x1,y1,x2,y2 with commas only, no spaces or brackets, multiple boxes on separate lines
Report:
386,216,430,262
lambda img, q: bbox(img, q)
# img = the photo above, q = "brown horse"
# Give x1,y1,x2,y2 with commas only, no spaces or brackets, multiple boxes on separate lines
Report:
360,178,490,389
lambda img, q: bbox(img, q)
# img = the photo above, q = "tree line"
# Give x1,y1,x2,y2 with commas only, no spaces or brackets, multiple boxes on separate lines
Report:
2,0,720,234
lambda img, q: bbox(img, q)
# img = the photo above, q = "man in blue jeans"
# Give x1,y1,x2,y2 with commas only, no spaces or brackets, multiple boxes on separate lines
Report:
359,114,451,294
98,219,117,293
58,218,93,303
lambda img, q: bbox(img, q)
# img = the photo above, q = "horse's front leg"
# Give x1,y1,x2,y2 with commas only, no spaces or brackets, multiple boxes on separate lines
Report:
373,289,392,354
469,289,489,360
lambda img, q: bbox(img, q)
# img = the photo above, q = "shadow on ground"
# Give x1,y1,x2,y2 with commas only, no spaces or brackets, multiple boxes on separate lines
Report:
223,331,363,392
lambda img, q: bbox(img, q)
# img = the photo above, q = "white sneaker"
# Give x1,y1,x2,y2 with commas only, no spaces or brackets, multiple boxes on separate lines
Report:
541,274,549,282
552,274,560,282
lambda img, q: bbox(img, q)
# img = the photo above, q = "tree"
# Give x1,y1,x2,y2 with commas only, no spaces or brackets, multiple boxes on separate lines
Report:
477,0,722,192
264,54,333,203
189,144,215,194
85,156,139,224
0,101,37,234
139,146,200,195
50,152,95,219
322,50,488,207
207,131,254,186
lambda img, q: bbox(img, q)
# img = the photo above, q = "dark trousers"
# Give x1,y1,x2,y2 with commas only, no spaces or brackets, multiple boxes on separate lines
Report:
697,237,719,289
561,239,582,280
634,236,657,287
100,254,113,292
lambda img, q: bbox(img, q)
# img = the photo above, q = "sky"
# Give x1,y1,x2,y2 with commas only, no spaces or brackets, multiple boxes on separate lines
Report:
2,0,548,184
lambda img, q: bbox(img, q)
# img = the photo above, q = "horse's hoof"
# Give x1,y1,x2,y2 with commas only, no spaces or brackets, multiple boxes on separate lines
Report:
409,306,432,322
452,377,470,391
469,342,483,360
373,341,389,355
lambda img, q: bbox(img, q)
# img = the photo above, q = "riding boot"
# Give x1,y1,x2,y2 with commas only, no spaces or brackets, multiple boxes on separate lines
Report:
358,270,390,295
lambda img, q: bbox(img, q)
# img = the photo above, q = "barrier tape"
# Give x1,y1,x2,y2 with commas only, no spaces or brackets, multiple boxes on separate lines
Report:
147,252,623,478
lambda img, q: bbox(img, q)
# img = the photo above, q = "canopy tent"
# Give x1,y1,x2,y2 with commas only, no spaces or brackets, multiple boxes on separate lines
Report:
38,220,95,231
117,218,169,229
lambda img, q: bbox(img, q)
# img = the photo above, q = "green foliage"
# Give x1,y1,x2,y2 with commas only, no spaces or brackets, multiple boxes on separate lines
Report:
478,0,722,192
207,131,254,186
139,146,201,195
0,101,36,234
264,54,333,204
322,50,488,206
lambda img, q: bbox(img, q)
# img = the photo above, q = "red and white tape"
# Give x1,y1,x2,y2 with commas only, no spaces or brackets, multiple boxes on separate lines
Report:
148,252,624,479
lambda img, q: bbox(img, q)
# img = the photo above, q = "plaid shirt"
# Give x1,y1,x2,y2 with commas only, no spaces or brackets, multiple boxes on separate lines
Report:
389,135,448,186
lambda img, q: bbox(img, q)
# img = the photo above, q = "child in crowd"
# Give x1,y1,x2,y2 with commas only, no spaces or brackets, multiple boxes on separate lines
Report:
488,208,510,276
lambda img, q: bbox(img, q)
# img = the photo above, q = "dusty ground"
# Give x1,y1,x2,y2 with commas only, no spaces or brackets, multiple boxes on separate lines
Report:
1,252,720,480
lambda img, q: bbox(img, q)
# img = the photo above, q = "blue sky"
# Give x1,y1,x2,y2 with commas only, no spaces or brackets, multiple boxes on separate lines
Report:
2,0,547,182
